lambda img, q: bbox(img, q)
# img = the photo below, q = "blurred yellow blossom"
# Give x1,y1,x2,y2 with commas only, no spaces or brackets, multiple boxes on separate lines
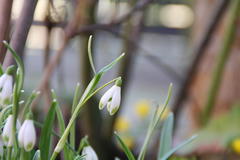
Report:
135,100,151,118
232,138,240,153
115,117,130,132
121,136,134,148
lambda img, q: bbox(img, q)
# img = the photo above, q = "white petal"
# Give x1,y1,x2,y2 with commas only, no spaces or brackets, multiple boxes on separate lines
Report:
99,86,115,110
18,120,28,147
23,120,36,151
0,76,13,100
82,146,98,160
2,115,13,146
109,86,121,115
0,74,8,89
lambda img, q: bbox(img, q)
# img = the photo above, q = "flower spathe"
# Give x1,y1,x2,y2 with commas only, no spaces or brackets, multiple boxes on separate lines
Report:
99,81,121,115
0,73,13,105
18,119,36,151
82,146,98,160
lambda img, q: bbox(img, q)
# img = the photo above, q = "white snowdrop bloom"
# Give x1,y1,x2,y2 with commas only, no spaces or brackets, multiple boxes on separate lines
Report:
2,115,21,147
99,85,121,115
18,119,36,151
0,73,13,105
82,146,98,160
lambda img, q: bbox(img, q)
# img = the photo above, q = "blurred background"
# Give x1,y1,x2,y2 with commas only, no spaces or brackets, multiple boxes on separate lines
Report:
1,0,240,159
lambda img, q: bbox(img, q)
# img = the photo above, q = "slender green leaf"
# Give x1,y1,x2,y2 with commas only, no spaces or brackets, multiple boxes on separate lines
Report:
138,83,173,160
39,101,57,160
32,150,41,160
70,83,81,157
77,136,89,154
22,90,40,120
160,135,197,160
158,113,174,159
51,90,66,133
114,132,135,160
98,53,125,74
51,90,70,160
88,35,96,74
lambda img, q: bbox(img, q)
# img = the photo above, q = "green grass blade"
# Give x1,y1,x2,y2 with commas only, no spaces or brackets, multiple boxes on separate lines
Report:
98,53,125,74
70,83,81,154
158,113,174,159
51,90,71,160
114,132,135,160
77,136,89,154
51,90,66,133
88,35,96,74
39,100,57,160
138,84,173,160
160,135,197,160
32,150,41,160
22,90,40,120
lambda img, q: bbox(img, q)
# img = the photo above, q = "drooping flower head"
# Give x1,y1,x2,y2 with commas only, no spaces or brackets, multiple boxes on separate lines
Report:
2,114,20,147
99,78,122,115
18,113,36,151
82,146,98,160
0,65,15,106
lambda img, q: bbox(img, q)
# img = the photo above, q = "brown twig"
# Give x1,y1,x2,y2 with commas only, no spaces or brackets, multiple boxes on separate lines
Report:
3,0,38,68
0,0,13,63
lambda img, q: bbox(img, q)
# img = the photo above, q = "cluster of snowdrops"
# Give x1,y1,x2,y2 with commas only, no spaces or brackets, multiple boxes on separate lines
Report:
0,39,195,160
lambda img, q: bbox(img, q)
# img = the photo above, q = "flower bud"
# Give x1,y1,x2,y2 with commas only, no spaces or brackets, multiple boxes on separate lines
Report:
99,80,122,115
2,115,14,146
0,73,13,105
81,146,98,160
18,119,36,151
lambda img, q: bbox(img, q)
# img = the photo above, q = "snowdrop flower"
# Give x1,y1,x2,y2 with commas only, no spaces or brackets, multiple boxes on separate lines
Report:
2,115,14,146
82,146,98,160
18,118,36,151
99,78,122,115
0,73,13,105
2,115,20,147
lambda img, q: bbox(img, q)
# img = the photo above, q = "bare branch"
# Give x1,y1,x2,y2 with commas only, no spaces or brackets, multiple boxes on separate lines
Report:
0,0,13,63
3,0,38,68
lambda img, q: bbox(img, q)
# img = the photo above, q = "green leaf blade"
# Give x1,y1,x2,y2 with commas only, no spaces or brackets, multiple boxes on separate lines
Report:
114,132,135,160
158,113,174,160
39,101,57,160
160,135,197,160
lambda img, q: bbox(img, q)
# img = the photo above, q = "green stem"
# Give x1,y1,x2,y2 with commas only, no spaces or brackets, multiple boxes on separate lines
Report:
20,149,29,160
50,152,58,160
6,147,12,160
12,73,20,150
201,0,240,125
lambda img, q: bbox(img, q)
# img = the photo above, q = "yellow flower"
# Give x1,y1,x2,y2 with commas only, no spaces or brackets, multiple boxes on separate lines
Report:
135,100,150,118
232,138,240,153
114,117,130,132
121,136,134,148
